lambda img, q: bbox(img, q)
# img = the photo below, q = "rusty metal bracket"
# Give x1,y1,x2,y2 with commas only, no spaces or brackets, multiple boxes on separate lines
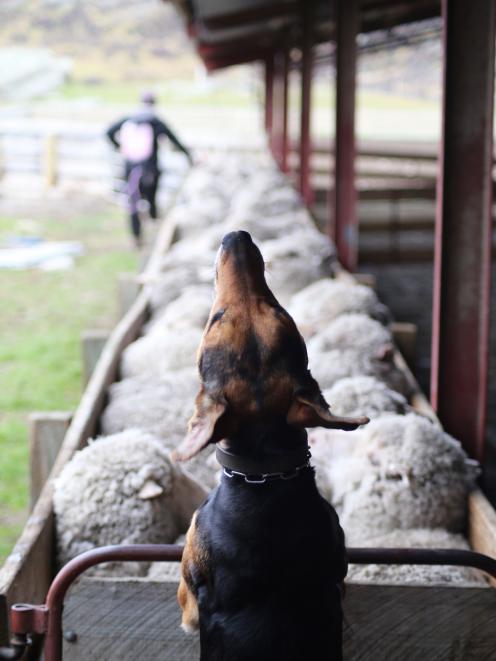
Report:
0,604,49,660
3,543,496,661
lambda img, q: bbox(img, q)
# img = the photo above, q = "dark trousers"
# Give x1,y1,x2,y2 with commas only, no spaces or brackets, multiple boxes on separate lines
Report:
124,162,160,240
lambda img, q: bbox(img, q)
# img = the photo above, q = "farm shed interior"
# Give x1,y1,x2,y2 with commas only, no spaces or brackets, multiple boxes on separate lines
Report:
2,1,496,660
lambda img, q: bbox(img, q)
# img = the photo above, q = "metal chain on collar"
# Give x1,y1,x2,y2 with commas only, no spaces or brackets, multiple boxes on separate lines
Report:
223,451,312,484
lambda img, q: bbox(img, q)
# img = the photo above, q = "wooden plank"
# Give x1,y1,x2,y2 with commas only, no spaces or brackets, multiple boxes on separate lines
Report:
81,330,110,385
118,273,141,318
343,583,496,660
29,411,72,511
43,134,58,188
62,578,200,661
391,322,417,369
61,578,496,661
469,489,496,588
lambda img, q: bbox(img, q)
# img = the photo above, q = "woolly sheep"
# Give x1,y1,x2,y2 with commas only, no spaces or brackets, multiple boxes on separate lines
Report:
260,228,337,302
308,427,365,503
160,224,226,271
323,377,410,420
120,325,201,378
145,284,213,333
346,528,488,587
100,370,218,489
307,313,393,355
337,414,479,540
307,314,412,396
288,279,390,337
53,430,206,576
167,198,228,240
147,264,206,313
224,207,310,242
101,368,197,439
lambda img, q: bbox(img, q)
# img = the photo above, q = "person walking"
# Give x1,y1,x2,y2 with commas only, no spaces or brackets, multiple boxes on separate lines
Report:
106,91,193,246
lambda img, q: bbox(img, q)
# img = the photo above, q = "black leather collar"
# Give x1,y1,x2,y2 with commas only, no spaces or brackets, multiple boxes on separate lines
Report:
215,444,311,484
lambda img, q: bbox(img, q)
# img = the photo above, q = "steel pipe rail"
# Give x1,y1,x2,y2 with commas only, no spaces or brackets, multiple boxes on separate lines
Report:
2,543,496,661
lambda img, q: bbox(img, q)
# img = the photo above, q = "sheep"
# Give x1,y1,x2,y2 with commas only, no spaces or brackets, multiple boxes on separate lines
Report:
101,368,197,440
170,202,228,240
307,313,393,356
323,377,410,420
306,314,412,396
288,279,390,337
337,413,479,540
120,325,201,378
224,207,311,243
346,528,488,587
100,370,219,489
147,264,207,313
307,378,408,501
159,223,226,272
145,284,213,333
258,228,337,302
53,429,207,576
307,427,366,503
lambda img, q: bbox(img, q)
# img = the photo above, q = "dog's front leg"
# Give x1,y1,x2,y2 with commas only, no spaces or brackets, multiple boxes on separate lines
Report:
178,510,208,634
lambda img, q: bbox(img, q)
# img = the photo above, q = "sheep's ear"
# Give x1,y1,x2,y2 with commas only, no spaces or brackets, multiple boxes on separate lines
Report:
172,388,227,462
287,375,369,431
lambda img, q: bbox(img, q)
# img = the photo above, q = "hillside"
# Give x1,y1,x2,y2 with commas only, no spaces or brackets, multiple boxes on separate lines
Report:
0,0,197,83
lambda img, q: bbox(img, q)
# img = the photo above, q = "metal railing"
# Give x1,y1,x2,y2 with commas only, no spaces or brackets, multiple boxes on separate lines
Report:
1,543,495,661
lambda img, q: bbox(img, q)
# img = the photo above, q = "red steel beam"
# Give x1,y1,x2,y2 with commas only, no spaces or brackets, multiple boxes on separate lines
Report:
271,48,290,171
281,47,290,172
431,0,495,462
332,0,359,272
299,2,314,205
201,1,299,31
265,55,275,152
204,48,273,71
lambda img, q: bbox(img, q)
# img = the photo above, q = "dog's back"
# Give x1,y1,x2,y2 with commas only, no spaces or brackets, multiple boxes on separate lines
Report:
195,471,345,661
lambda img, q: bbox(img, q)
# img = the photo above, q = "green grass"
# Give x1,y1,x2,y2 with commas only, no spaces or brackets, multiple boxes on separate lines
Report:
0,207,138,562
54,79,256,108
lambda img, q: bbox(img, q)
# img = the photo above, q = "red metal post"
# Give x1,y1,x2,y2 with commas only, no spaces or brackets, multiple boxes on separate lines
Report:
431,0,495,462
281,47,290,173
271,48,290,171
265,55,275,155
299,2,314,205
332,0,359,272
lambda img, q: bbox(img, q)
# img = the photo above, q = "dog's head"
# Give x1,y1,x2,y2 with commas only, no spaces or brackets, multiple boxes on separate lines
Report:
173,231,368,461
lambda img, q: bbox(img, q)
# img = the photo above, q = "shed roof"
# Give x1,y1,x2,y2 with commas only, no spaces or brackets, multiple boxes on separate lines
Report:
168,0,440,70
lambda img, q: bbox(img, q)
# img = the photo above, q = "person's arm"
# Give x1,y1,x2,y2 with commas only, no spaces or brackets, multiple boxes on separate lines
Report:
154,118,193,164
106,118,126,149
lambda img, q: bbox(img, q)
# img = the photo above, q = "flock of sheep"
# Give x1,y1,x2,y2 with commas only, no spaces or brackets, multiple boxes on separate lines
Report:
54,153,486,587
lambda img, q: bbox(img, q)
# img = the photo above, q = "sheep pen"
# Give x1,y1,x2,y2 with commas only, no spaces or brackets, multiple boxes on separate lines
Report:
49,154,488,592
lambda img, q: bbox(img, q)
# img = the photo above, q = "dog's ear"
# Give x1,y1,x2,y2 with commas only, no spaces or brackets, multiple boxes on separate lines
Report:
172,386,227,461
287,373,369,431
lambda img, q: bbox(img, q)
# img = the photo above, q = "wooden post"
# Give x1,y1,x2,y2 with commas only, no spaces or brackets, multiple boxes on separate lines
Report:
43,133,58,188
431,0,495,461
81,330,111,385
333,0,359,271
29,412,72,510
118,273,141,318
391,322,417,370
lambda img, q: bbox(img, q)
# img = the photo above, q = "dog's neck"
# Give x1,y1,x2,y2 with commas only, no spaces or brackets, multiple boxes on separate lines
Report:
216,420,309,477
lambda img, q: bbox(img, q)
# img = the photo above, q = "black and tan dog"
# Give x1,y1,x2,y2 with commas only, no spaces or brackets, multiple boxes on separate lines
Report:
173,231,368,661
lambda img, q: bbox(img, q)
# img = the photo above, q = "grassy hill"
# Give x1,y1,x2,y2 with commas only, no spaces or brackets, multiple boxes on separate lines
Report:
0,0,197,83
